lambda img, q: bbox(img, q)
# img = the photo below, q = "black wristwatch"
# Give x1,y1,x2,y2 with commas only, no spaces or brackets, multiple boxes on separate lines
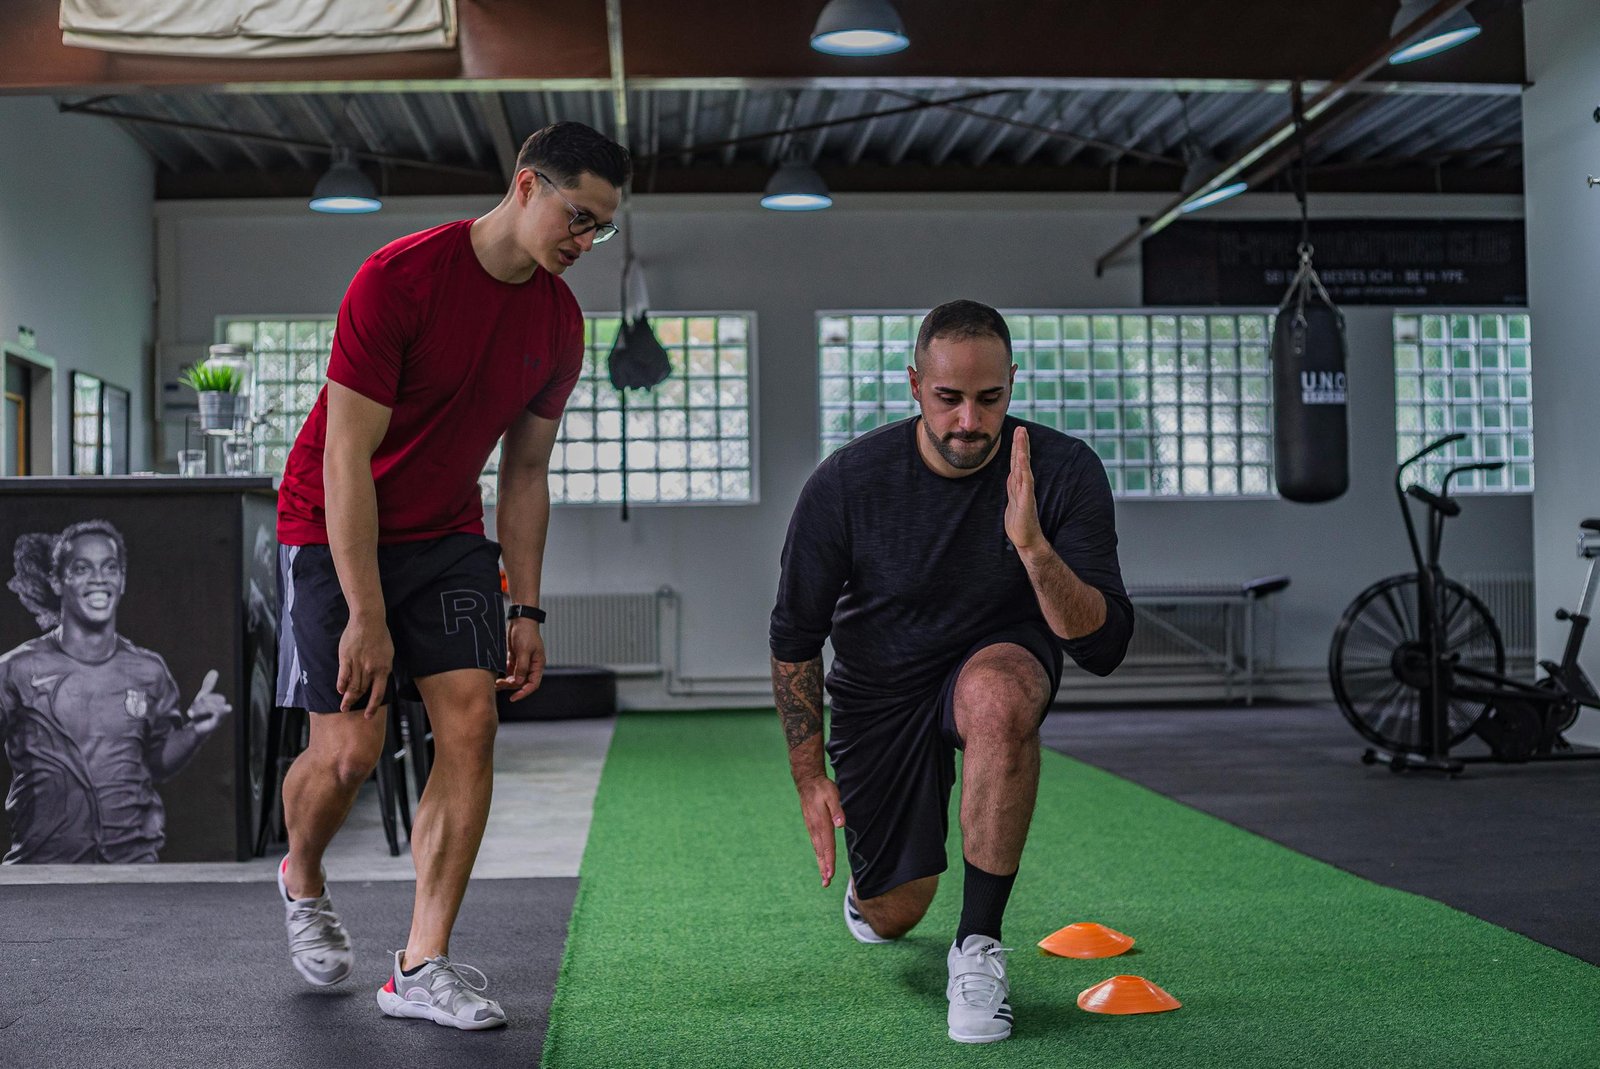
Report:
508,603,547,623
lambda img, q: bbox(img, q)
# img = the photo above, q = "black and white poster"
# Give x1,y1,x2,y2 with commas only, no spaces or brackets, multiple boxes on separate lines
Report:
1142,219,1527,307
0,485,274,862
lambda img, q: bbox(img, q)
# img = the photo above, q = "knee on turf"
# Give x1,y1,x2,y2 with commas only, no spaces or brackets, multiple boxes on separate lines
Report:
859,876,938,938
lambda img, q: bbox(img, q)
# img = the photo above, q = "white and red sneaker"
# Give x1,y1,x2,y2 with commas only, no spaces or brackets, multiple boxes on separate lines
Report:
377,950,507,1030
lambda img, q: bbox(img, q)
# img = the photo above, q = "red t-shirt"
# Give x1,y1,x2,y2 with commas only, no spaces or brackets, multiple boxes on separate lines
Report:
277,220,584,545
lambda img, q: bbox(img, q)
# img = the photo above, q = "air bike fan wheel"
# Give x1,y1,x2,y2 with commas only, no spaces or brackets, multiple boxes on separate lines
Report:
1329,574,1505,754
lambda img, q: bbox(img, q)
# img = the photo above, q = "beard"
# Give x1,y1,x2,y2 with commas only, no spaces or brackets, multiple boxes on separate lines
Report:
923,420,995,470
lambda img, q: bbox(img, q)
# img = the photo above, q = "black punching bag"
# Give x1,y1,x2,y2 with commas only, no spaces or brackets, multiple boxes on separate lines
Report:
1271,249,1349,503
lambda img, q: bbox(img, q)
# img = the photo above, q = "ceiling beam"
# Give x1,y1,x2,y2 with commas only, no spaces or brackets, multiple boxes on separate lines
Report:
443,92,489,169
885,88,1179,167
1,0,1529,96
809,94,844,164
886,102,933,167
140,98,229,171
342,95,390,154
289,94,339,146
241,95,313,168
188,95,273,170
1093,0,1479,276
845,92,882,165
473,92,519,182
394,93,443,163
113,116,186,173
928,104,982,168
605,0,629,160
60,98,490,177
721,89,748,165
679,89,700,167
971,90,1034,167
764,91,800,167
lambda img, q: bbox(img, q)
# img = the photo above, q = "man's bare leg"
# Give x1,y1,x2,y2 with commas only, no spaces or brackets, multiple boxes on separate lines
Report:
282,708,387,898
401,668,498,967
853,875,940,939
953,643,1051,884
944,642,1051,1044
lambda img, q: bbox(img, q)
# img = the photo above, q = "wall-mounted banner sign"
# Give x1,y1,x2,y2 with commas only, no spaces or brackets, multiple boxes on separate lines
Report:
1142,219,1527,306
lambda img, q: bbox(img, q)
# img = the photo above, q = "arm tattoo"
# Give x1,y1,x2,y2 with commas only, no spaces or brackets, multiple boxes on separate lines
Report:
771,656,824,751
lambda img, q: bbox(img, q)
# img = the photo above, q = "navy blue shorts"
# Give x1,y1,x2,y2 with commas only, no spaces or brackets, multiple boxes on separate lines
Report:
827,620,1063,900
275,533,505,713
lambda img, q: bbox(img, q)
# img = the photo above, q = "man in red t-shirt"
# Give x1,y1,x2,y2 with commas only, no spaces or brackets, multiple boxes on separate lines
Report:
272,121,629,1031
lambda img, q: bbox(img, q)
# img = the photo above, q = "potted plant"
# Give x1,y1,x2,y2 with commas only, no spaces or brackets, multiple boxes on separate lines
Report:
181,361,244,433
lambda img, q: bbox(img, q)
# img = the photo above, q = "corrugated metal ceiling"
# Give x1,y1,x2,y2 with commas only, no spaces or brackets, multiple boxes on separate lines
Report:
69,82,1523,195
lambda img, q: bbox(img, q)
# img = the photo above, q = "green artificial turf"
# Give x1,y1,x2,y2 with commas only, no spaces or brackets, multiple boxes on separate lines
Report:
541,711,1600,1068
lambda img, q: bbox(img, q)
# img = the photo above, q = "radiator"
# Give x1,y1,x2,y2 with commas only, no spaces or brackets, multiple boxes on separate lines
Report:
1459,572,1535,661
539,592,663,672
1125,595,1236,668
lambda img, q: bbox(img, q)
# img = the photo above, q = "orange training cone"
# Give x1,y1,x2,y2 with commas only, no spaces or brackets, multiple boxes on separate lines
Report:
1076,975,1181,1015
1038,922,1135,959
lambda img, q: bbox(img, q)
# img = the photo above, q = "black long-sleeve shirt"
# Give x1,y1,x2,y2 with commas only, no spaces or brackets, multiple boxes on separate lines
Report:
770,415,1134,715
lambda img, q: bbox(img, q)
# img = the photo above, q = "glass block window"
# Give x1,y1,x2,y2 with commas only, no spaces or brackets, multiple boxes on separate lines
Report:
819,311,1275,497
218,317,332,476
1394,312,1532,494
220,314,755,507
539,314,754,506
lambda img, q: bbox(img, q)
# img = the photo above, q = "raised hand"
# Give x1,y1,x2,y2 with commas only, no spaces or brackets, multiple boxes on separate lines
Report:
186,668,233,736
1005,425,1045,553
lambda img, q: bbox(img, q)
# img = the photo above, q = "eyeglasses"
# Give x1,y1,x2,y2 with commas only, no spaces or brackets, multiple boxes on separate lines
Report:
535,171,618,244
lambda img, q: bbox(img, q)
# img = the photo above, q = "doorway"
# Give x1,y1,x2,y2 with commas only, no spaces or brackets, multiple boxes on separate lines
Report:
2,346,55,476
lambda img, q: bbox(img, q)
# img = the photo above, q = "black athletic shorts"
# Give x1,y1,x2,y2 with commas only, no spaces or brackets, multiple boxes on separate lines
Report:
828,620,1064,900
275,533,505,713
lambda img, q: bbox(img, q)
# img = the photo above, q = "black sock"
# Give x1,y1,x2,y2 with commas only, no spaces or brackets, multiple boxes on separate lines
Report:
956,858,1017,946
401,958,425,977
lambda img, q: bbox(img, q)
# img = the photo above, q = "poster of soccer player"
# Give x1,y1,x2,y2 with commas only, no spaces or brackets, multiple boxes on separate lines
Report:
0,491,264,863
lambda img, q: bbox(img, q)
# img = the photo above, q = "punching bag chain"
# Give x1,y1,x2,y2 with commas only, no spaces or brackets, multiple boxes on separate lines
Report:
1292,80,1311,257
1270,76,1350,504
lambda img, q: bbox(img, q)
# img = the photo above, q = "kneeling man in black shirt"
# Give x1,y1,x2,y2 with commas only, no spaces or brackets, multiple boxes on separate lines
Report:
769,299,1134,1044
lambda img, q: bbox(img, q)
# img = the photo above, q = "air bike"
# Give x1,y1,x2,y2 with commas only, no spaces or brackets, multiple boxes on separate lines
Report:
1328,433,1600,774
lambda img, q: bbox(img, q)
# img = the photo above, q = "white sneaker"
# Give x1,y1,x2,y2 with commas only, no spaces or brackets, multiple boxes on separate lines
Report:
843,880,891,944
946,934,1013,1043
377,950,508,1030
276,857,354,987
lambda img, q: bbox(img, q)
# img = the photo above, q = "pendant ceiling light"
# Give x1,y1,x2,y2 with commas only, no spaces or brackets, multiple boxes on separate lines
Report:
1179,148,1248,214
761,155,833,211
1174,95,1246,215
810,0,909,56
309,147,381,214
1387,0,1481,65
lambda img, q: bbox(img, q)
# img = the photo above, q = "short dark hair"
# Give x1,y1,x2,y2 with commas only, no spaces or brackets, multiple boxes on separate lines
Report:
914,299,1012,369
515,121,631,190
52,520,127,578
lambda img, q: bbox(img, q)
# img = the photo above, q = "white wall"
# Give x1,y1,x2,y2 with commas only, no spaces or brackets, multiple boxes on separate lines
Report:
154,189,1532,705
1524,0,1600,745
0,96,155,471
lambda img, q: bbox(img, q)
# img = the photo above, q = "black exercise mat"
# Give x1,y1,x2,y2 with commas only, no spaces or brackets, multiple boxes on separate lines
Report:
0,876,577,1068
1041,703,1600,964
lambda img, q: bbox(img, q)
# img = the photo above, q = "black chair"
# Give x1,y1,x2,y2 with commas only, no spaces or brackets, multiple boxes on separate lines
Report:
254,705,306,858
373,699,434,856
255,700,434,859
